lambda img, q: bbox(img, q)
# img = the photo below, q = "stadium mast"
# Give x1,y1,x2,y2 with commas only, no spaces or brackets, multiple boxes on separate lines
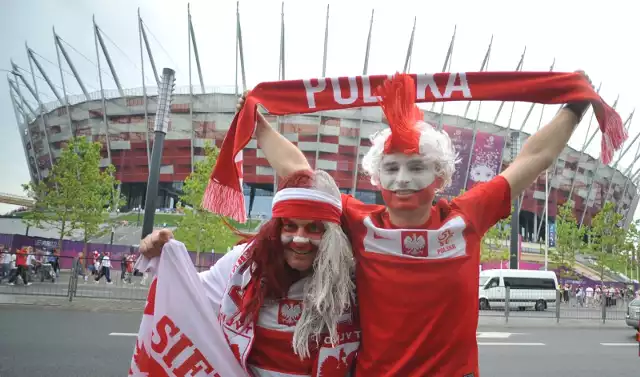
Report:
274,1,287,189
578,109,634,227
17,54,55,177
52,28,76,138
460,36,494,191
430,25,456,113
188,4,206,94
436,25,456,131
8,77,40,183
615,128,640,215
314,4,331,170
603,110,637,203
138,9,152,167
402,17,416,74
350,8,375,196
235,1,247,96
93,15,113,164
7,75,40,183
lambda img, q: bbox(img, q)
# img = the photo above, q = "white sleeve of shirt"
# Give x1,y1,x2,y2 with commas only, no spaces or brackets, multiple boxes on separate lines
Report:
198,244,247,314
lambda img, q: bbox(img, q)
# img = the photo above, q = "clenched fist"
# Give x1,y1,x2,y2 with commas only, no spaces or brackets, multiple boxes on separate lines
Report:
139,229,174,259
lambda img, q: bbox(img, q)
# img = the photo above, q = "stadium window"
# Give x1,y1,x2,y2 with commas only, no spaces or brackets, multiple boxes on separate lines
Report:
337,161,349,171
126,97,144,107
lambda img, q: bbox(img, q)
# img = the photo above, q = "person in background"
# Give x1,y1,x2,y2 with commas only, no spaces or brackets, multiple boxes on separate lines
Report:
0,244,10,283
576,286,585,307
92,250,101,276
94,251,112,284
50,248,60,277
124,253,135,284
74,251,88,282
120,253,128,281
9,246,30,286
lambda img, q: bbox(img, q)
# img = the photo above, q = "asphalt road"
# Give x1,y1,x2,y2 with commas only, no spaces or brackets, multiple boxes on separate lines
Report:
1,305,638,377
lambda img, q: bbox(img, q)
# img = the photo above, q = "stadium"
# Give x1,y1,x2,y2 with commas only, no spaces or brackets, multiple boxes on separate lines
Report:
4,4,639,247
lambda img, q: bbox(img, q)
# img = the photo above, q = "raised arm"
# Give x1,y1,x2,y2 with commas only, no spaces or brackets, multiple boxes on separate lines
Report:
238,92,311,177
500,71,592,199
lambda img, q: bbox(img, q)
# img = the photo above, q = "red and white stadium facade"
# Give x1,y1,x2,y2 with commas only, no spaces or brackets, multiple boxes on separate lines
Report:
15,89,639,239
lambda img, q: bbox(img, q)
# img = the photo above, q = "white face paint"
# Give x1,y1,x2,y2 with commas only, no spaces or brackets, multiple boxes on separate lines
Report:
378,153,437,191
280,235,321,246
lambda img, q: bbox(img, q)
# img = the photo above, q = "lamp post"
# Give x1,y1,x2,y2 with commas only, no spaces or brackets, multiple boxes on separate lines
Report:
141,68,175,239
509,131,521,269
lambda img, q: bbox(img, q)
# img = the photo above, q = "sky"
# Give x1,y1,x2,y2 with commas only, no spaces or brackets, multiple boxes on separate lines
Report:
1,0,639,216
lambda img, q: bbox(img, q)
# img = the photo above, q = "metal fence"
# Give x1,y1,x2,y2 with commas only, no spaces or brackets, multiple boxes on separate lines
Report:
1,261,638,326
0,255,214,302
479,286,637,323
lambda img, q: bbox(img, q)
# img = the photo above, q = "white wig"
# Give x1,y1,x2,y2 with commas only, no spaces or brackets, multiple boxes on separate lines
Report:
292,170,356,358
361,121,459,191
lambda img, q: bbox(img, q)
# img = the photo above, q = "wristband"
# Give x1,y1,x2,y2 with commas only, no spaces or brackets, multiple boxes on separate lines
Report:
563,102,590,123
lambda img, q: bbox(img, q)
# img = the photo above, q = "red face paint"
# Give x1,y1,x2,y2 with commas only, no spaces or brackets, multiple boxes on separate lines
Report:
381,177,440,211
381,187,436,211
280,219,325,272
281,220,325,251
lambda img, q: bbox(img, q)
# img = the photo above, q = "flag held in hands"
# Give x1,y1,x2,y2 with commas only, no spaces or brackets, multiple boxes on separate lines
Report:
129,240,248,377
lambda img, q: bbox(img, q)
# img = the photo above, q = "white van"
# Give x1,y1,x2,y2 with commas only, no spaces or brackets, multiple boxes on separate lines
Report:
479,269,558,311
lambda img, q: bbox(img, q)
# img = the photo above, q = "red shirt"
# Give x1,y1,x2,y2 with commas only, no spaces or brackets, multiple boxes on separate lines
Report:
16,249,28,267
342,176,511,377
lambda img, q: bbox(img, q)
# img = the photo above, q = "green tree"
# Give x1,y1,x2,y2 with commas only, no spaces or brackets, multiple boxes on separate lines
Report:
481,212,512,264
551,201,585,278
72,139,124,253
22,137,118,250
622,219,639,281
586,202,626,284
174,143,237,264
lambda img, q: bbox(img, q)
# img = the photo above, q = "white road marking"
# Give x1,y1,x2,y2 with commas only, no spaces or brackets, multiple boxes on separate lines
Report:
109,332,138,337
478,342,545,346
600,343,638,347
477,332,513,339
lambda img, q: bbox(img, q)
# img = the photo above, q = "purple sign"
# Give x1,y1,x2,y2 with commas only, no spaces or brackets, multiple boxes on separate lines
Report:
466,131,505,190
0,233,224,270
442,125,473,196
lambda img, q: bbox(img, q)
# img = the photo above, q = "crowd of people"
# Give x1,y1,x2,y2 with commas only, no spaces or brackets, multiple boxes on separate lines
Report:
0,243,60,286
72,250,138,284
0,244,142,286
560,282,640,308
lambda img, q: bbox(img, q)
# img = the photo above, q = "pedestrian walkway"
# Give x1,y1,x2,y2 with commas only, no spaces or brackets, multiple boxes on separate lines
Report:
0,293,145,312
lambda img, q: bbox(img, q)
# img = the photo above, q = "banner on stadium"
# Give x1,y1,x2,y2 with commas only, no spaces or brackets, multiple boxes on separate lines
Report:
466,132,505,190
442,125,473,196
548,222,557,248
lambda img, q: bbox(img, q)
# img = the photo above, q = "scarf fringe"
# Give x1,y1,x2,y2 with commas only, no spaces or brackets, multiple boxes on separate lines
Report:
202,179,247,223
600,105,626,165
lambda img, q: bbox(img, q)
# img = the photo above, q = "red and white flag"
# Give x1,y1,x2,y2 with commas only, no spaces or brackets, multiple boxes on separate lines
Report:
129,240,248,377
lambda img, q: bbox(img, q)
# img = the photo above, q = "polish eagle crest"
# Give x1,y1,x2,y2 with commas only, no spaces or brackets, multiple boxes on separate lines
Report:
278,301,302,326
403,234,426,255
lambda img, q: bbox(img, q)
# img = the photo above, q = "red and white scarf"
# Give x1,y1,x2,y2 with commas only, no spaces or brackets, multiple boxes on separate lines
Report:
202,71,624,222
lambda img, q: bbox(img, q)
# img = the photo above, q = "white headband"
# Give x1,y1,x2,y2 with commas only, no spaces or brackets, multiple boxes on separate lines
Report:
271,188,342,212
